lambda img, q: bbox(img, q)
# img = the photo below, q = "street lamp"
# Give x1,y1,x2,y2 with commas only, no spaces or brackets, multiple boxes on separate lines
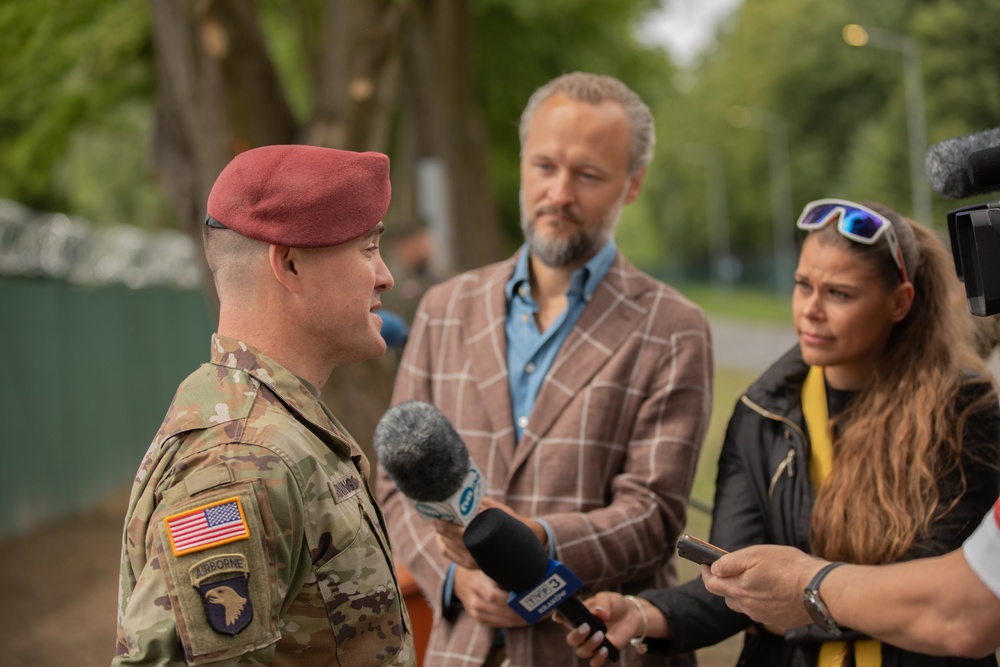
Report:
729,105,796,294
843,23,933,225
680,142,735,290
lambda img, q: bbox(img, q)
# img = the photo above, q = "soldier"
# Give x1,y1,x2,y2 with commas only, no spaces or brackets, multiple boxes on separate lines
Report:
113,145,415,666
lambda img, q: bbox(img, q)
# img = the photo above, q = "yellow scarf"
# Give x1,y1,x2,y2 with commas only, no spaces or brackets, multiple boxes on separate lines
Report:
802,366,881,667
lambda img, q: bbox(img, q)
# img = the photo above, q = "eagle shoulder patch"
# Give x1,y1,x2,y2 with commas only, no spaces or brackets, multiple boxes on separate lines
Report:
189,553,253,635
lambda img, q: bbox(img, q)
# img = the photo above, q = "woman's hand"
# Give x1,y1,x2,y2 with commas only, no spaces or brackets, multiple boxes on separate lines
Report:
562,592,659,667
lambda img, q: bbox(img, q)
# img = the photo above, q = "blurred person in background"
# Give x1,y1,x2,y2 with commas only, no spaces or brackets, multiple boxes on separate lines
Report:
378,71,713,667
566,200,1000,667
113,145,415,666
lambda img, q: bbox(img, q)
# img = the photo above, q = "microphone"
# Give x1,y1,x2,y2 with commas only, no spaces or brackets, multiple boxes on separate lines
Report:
463,508,621,662
968,145,1000,191
926,127,1000,199
373,400,483,525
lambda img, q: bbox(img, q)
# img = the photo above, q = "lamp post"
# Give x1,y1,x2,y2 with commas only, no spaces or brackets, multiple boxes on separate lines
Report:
681,142,734,289
843,24,933,225
729,105,795,294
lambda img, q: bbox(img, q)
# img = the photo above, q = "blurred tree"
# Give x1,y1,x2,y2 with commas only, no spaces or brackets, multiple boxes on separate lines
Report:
0,0,166,226
650,0,1000,285
145,0,671,454
0,0,673,457
145,0,506,452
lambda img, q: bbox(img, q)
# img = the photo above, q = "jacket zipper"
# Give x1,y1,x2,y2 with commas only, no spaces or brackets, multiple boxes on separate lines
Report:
740,395,805,500
768,449,796,499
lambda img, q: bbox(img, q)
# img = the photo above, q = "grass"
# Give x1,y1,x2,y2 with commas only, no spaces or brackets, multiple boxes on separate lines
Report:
679,282,792,324
679,367,758,571
675,366,760,666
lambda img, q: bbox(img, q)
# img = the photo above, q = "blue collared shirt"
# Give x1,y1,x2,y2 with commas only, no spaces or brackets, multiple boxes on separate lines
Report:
504,240,617,442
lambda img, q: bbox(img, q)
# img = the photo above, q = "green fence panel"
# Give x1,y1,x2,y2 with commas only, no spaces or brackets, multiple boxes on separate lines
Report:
0,277,212,538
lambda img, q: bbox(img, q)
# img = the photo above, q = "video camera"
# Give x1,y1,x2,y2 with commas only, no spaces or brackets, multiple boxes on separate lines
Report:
926,128,1000,316
947,201,1000,316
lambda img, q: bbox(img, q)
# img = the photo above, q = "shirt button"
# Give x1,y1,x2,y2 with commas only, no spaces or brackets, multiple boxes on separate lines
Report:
522,314,530,323
525,363,536,374
517,416,529,429
518,286,528,298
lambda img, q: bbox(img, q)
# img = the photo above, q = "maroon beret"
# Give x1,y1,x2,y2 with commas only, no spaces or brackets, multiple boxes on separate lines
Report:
206,144,391,248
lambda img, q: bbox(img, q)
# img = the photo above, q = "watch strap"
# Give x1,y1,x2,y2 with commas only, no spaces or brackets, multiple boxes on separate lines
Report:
802,561,845,634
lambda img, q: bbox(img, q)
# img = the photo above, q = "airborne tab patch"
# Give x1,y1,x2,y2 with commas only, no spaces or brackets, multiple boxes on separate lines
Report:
164,497,250,557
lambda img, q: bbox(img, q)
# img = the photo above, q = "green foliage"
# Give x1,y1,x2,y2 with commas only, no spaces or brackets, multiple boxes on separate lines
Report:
0,0,162,226
54,101,175,229
651,0,1000,286
5,0,1000,266
256,0,326,122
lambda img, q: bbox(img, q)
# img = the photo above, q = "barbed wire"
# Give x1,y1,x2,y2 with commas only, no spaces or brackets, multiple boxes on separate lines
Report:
0,199,201,289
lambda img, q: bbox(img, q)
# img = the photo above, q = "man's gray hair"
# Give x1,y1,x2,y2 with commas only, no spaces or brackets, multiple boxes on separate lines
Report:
519,72,656,175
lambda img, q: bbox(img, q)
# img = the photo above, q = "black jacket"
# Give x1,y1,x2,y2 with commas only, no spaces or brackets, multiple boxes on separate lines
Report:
643,346,1000,667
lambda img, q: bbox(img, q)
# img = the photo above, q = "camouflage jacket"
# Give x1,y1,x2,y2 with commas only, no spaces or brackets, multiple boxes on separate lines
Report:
113,335,414,666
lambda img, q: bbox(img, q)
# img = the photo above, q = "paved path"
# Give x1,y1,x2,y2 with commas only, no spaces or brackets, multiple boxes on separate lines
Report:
709,316,1000,378
709,317,797,373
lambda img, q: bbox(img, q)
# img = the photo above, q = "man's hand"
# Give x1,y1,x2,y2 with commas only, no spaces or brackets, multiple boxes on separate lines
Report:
477,497,549,546
701,544,826,630
453,567,529,628
432,497,549,569
434,519,477,570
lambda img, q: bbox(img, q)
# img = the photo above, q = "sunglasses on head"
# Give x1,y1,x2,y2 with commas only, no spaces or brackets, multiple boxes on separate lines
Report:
795,198,909,284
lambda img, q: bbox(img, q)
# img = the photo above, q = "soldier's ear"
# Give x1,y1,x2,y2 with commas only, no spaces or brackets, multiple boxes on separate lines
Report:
268,244,304,294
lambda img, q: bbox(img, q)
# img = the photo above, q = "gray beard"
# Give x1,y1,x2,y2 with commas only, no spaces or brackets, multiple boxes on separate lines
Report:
518,181,629,268
521,218,603,268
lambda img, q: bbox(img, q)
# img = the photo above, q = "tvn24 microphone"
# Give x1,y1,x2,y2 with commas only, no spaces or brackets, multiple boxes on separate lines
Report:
463,508,621,662
373,400,483,525
926,127,1000,199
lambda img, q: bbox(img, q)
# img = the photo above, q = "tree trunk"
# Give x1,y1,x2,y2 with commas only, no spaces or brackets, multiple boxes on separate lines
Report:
402,0,506,274
149,0,298,315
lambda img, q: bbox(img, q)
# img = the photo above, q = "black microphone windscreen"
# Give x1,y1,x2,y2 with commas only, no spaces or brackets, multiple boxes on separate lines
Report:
463,508,549,591
926,127,1000,199
372,400,470,502
968,145,1000,189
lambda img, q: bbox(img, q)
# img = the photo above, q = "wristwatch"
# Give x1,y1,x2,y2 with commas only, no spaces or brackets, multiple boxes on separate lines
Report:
801,561,845,635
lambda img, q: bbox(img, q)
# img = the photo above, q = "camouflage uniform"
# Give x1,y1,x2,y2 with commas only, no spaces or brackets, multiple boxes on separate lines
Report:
114,334,414,666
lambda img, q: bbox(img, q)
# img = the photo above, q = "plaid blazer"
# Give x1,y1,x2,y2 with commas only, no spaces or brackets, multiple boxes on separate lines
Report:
378,250,712,667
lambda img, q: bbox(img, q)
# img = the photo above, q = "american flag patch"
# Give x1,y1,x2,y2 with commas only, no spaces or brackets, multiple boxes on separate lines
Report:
164,497,250,557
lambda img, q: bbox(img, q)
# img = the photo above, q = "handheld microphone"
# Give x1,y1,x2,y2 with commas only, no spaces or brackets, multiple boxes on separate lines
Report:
463,508,621,663
926,127,1000,199
373,400,483,525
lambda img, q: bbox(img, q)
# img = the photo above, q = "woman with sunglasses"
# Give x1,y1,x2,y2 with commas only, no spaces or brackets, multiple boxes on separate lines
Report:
565,200,1000,667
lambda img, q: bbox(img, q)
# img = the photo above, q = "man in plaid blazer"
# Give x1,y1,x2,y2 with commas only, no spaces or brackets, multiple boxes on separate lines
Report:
377,72,713,667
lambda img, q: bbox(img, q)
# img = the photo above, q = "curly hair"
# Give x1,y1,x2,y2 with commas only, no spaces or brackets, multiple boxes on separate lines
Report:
807,203,996,564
